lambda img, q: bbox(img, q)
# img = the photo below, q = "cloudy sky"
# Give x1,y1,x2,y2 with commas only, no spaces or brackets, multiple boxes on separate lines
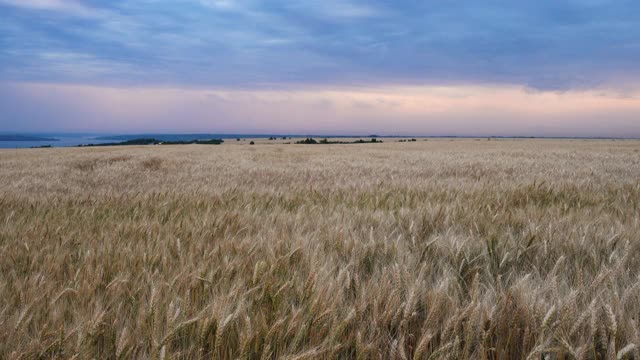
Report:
1,0,639,136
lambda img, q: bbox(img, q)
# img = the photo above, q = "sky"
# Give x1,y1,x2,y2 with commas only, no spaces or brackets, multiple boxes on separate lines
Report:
1,0,640,136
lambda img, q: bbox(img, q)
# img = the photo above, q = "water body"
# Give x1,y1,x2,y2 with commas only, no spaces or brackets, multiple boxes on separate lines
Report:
0,134,289,149
0,135,118,149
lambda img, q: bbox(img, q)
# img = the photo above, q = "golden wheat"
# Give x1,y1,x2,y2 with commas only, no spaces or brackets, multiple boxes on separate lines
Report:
1,139,639,359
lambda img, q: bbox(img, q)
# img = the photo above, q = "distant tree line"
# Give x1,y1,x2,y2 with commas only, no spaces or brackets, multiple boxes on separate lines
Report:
295,138,382,144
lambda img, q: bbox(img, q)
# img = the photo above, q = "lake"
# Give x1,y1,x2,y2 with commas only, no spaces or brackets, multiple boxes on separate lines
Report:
0,136,116,149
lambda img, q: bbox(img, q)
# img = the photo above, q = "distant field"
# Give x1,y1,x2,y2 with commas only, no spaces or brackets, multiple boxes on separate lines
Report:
1,139,639,359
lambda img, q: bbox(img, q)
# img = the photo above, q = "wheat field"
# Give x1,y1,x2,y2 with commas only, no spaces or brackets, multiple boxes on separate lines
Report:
1,139,640,359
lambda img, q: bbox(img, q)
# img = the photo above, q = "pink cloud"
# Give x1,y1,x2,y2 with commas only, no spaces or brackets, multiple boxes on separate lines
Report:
3,82,640,137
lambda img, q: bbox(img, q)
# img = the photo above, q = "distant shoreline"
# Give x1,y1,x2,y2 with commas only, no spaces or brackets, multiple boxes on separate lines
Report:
1,133,639,150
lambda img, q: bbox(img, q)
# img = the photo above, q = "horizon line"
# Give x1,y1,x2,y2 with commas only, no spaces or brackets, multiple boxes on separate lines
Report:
1,131,639,140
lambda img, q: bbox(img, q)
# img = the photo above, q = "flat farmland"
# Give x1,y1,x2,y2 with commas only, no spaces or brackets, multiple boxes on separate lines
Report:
1,139,640,359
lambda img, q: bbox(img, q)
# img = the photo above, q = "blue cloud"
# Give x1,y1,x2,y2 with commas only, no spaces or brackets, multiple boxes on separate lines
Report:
1,0,639,90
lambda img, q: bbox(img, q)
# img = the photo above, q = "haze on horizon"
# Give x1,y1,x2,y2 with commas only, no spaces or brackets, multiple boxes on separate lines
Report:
1,0,640,137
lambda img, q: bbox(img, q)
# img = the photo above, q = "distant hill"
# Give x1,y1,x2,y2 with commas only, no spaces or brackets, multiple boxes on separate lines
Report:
0,135,59,141
78,138,223,147
94,134,236,142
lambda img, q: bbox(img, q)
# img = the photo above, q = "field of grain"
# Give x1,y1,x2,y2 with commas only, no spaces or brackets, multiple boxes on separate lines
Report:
1,139,640,359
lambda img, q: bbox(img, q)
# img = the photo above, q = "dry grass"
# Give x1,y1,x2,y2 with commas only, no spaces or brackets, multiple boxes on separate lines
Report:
1,139,640,359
